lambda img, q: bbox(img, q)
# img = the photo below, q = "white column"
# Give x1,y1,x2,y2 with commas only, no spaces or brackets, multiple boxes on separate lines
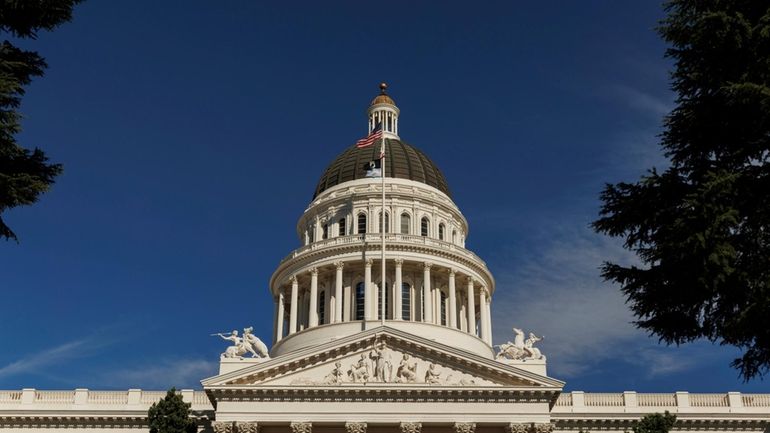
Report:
479,287,488,343
485,294,493,345
448,269,457,328
459,295,467,331
394,259,403,320
466,277,476,336
364,259,373,320
289,276,299,335
275,289,285,342
309,268,319,327
334,262,344,323
423,263,433,323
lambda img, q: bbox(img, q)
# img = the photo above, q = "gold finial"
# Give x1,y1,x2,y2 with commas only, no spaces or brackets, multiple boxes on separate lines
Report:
379,82,388,94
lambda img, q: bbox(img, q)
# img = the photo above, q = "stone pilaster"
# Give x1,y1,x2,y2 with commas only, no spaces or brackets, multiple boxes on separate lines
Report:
345,422,367,433
290,422,312,433
400,422,422,433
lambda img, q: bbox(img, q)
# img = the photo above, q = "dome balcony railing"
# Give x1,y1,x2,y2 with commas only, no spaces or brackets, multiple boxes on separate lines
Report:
280,233,488,269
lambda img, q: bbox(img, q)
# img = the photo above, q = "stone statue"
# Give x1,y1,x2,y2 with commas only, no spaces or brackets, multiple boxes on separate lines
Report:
214,327,270,359
323,361,344,385
395,354,418,383
496,327,545,361
215,330,244,359
369,342,392,382
424,363,442,384
525,332,545,360
242,326,270,358
349,353,370,382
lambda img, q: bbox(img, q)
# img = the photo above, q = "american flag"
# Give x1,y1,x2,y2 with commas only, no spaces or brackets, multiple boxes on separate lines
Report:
355,123,383,148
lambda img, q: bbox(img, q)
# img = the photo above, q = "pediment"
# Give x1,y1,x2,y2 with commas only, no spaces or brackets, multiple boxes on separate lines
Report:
202,326,563,390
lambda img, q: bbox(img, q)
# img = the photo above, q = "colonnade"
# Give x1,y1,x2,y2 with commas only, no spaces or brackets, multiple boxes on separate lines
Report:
273,259,493,346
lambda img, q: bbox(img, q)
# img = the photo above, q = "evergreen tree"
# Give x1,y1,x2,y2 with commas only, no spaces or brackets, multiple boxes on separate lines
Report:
634,412,676,433
593,1,770,380
0,0,82,241
147,388,197,433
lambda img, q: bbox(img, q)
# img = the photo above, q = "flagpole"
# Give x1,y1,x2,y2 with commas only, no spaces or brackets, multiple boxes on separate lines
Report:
380,128,386,326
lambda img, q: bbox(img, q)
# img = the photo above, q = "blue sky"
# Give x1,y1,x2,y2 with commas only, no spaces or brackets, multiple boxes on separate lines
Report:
1,1,765,392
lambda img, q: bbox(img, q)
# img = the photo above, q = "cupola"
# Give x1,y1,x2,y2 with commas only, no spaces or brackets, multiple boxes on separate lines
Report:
367,82,400,139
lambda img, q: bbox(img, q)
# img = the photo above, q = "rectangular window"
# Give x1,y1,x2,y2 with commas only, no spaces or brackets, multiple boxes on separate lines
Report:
338,218,346,236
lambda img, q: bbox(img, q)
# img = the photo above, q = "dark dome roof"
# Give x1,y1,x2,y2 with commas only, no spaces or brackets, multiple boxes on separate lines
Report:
313,139,451,199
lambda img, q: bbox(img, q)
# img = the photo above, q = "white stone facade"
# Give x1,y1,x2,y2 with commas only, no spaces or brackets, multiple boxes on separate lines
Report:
2,87,768,432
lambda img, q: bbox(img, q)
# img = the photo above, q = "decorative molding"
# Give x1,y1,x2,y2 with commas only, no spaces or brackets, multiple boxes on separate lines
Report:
290,421,312,433
454,422,476,433
335,261,345,270
400,421,422,433
534,423,554,433
345,421,367,433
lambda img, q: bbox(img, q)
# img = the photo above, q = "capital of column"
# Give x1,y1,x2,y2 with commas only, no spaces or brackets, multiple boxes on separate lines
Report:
235,421,260,433
466,276,475,285
334,261,345,270
290,275,298,284
447,268,456,276
423,262,433,270
309,267,318,276
345,422,367,433
505,424,529,433
290,422,312,433
454,423,476,433
365,258,374,267
212,421,234,433
400,422,422,433
394,258,404,267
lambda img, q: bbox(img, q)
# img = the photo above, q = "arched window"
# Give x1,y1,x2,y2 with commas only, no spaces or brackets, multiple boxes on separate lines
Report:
377,281,392,319
318,291,326,324
401,283,411,320
355,282,365,320
438,223,445,241
452,230,457,243
322,224,328,240
440,291,447,326
309,226,315,243
400,213,410,234
421,217,429,237
338,218,346,236
357,213,367,234
378,212,390,233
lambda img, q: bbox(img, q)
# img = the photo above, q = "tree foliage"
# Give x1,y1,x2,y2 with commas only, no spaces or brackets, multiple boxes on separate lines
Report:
147,388,197,433
0,0,82,241
593,1,770,380
634,412,677,433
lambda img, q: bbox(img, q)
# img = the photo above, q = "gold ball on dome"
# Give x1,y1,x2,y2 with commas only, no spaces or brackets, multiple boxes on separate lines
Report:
380,82,388,93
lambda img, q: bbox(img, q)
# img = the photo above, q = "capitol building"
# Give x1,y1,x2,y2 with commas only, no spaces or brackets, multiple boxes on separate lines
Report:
1,87,768,433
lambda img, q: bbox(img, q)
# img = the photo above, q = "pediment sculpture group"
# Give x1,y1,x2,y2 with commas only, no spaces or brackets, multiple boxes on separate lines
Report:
495,327,546,361
319,341,449,385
